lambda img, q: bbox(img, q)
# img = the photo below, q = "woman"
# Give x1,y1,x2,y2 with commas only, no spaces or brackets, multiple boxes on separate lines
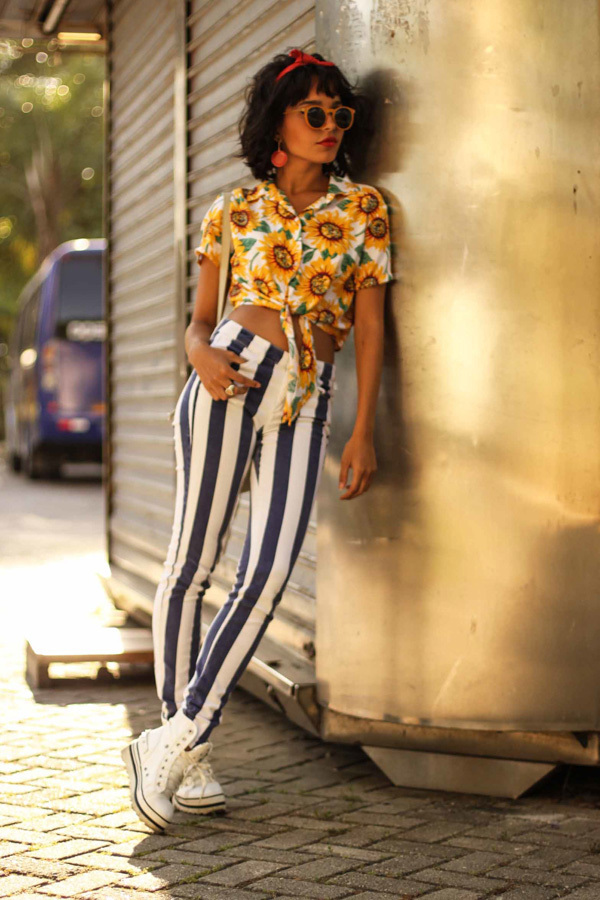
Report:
121,47,395,833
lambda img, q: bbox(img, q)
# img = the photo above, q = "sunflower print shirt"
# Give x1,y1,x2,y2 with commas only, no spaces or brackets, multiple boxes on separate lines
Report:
194,171,395,426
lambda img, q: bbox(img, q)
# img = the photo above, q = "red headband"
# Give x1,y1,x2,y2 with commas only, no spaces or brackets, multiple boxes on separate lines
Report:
276,48,336,82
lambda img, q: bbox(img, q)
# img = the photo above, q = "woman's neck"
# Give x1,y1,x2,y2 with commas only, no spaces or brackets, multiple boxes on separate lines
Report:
274,165,329,196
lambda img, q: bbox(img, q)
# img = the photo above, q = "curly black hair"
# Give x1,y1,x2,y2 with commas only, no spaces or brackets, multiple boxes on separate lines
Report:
236,49,375,181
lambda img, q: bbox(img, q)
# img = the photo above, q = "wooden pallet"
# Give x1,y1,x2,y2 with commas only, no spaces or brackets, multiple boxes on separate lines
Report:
25,627,154,689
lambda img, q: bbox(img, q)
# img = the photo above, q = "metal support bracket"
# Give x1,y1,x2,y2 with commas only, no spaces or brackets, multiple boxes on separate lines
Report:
362,744,558,799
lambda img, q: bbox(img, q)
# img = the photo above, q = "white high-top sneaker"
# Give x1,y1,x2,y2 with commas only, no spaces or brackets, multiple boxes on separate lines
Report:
120,708,199,832
172,740,226,814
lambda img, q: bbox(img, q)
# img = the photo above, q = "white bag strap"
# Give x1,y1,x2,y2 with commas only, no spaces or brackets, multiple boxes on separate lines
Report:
217,190,232,323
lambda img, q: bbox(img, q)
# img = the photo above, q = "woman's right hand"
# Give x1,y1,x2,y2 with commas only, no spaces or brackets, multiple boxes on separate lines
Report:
189,343,261,401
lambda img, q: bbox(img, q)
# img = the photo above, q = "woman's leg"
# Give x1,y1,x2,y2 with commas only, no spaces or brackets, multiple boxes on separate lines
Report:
180,359,335,745
152,368,256,723
152,320,289,724
123,331,335,830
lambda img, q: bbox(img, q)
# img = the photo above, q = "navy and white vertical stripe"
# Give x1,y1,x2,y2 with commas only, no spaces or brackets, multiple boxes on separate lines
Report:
153,319,335,742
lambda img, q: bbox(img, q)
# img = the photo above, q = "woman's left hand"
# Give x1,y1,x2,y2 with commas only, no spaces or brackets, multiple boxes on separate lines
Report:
338,433,377,500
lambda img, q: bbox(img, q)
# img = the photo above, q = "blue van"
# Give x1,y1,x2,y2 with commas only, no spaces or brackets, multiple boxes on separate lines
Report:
4,239,106,478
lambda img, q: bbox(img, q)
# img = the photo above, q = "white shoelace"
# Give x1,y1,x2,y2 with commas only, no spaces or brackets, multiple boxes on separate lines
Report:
180,747,215,790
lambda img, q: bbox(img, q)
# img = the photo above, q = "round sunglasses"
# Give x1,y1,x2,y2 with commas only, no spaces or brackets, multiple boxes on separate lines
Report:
284,104,355,131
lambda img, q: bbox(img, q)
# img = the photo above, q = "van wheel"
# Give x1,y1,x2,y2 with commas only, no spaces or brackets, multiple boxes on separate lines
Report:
25,443,43,479
25,444,59,480
9,452,22,473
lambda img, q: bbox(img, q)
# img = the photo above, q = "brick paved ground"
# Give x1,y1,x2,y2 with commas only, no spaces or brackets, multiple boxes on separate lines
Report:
2,455,600,899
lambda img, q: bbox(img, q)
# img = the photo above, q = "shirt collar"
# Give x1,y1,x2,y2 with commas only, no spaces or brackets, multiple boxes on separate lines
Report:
255,170,355,208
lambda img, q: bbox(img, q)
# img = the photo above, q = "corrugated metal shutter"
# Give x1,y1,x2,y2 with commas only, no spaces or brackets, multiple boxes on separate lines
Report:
186,0,317,657
106,0,318,661
106,0,187,609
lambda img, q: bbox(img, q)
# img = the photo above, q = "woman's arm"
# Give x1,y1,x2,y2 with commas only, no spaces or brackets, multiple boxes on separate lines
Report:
338,283,386,500
187,190,229,358
352,283,386,438
185,256,227,359
185,259,258,399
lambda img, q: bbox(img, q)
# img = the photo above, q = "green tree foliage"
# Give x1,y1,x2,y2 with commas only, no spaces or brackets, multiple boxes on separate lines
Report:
0,37,105,347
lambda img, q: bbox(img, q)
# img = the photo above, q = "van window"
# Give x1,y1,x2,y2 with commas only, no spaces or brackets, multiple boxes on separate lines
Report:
13,299,26,352
56,254,104,323
22,287,41,348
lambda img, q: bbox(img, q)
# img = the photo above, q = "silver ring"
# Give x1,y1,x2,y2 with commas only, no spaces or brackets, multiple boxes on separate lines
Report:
225,382,236,397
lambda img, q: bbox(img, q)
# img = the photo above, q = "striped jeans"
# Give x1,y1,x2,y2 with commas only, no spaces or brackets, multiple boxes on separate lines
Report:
152,317,336,745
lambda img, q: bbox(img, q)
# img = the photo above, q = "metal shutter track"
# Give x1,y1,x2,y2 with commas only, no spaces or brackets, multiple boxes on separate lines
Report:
107,0,181,595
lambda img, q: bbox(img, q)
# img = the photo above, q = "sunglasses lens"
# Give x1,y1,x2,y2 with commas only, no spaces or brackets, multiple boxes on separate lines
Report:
334,108,353,129
306,106,326,128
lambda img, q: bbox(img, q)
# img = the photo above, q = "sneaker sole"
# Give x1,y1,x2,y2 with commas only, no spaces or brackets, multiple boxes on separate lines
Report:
120,743,171,833
172,793,227,814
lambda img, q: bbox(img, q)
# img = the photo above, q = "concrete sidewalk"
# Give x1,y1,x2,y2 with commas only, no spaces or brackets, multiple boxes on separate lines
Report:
1,452,600,899
2,599,600,900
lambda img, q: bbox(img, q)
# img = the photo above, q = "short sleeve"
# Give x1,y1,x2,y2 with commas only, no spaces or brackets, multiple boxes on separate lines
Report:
355,187,395,291
193,192,224,269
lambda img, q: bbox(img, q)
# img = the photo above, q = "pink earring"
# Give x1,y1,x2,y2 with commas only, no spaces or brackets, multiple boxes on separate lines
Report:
271,136,288,168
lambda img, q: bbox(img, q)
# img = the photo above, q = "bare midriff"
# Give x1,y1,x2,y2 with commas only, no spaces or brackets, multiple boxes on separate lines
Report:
226,305,335,364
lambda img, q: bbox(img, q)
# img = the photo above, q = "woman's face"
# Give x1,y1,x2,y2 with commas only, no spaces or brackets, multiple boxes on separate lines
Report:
278,80,344,167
